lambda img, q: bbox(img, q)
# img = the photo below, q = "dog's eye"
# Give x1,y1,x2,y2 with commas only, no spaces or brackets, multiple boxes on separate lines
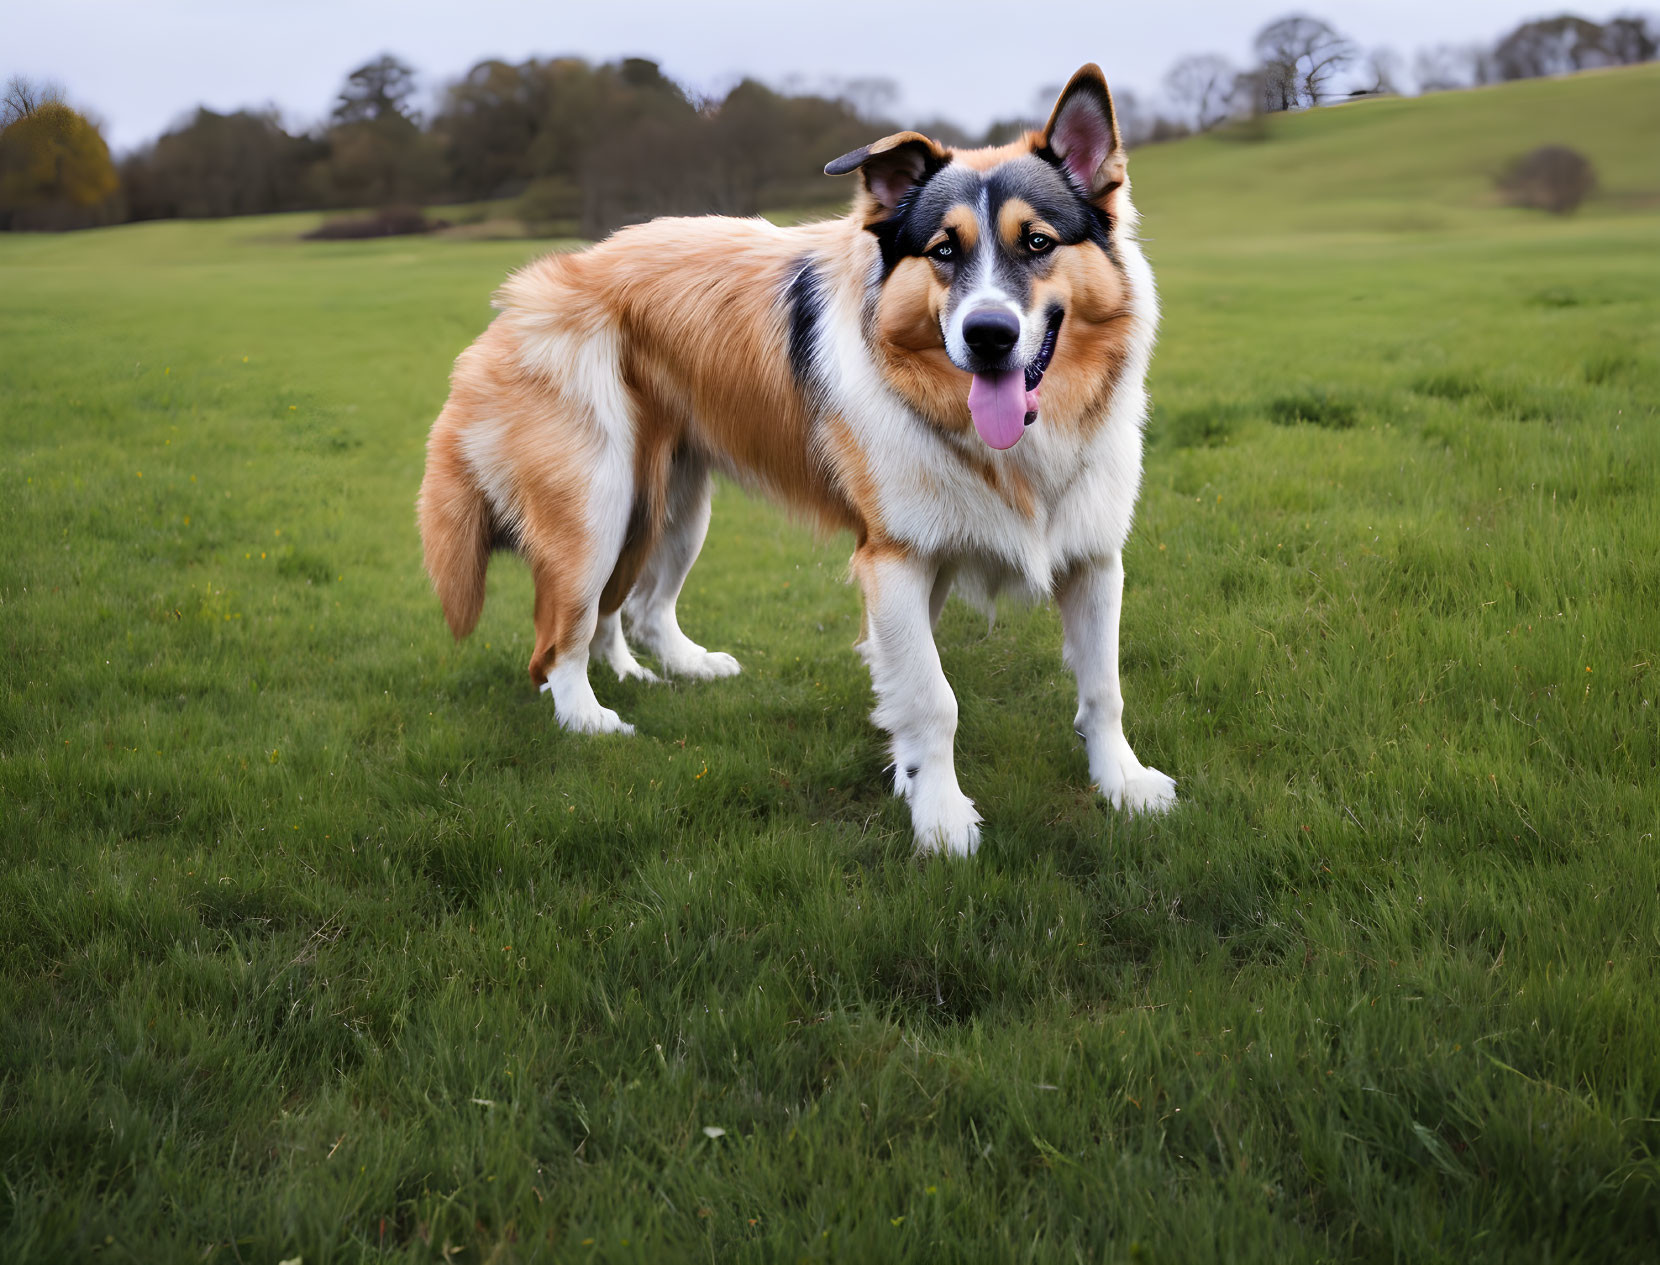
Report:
926,241,955,261
1026,232,1053,254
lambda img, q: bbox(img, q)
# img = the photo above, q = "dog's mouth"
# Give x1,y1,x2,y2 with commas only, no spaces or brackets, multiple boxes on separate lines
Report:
1024,310,1062,402
967,309,1063,451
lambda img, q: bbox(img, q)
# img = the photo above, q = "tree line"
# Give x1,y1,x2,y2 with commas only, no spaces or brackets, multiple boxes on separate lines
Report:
1135,11,1657,142
2,11,1655,234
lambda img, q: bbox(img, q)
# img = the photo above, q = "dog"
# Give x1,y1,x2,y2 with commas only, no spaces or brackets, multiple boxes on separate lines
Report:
418,64,1176,854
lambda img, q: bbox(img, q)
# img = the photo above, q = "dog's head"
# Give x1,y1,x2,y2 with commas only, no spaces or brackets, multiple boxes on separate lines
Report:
826,66,1137,450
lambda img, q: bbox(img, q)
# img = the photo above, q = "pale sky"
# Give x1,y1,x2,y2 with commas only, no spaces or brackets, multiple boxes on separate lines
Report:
7,0,1633,152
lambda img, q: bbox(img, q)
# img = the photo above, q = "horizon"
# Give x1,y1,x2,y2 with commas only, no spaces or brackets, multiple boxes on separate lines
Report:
7,0,1643,153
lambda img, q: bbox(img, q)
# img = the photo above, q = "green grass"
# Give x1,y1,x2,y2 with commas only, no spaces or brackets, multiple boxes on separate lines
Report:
2,65,1658,1263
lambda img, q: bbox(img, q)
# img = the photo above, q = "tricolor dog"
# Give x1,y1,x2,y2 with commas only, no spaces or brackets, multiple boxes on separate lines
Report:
418,65,1176,854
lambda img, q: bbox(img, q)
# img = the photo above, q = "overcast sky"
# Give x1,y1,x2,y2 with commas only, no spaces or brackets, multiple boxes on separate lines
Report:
7,1,1632,151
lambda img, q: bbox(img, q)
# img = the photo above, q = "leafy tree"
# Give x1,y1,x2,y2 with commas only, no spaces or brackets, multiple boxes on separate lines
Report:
320,55,441,207
512,57,705,236
0,81,119,230
1492,15,1657,80
320,114,442,207
433,59,547,200
121,107,322,220
333,54,420,124
1602,16,1659,65
708,78,874,213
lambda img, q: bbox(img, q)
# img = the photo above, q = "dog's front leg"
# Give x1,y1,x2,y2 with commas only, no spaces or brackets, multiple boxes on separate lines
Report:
854,546,981,856
1058,555,1177,814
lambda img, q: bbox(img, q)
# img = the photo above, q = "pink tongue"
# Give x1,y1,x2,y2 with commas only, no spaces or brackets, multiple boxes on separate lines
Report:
968,371,1039,450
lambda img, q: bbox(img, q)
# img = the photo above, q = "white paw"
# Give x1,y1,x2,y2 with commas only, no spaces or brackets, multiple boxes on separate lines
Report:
1097,761,1177,814
662,648,741,680
557,704,635,736
906,777,982,857
591,617,660,683
915,812,982,857
606,656,660,684
541,657,636,735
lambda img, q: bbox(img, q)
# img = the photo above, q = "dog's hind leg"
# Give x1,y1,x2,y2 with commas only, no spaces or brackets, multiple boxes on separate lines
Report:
928,563,955,632
521,408,639,736
529,531,637,735
589,488,663,684
623,455,741,680
854,544,980,856
1058,555,1176,813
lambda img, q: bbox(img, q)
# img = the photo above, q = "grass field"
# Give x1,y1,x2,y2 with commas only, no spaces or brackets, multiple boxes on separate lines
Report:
2,65,1658,1262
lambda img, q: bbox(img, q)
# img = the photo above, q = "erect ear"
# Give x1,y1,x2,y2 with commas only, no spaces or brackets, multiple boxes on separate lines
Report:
1040,64,1126,200
824,131,948,220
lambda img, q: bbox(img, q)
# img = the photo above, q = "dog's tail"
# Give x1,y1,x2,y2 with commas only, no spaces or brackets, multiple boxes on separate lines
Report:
418,412,491,641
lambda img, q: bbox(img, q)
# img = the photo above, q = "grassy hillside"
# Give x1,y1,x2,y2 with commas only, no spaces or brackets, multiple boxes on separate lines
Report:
2,67,1657,1262
1137,60,1660,235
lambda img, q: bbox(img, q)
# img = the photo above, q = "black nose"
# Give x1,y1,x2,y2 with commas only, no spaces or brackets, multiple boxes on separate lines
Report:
962,308,1020,359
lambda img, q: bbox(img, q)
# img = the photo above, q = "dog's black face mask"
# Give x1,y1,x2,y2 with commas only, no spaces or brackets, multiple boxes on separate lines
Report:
824,66,1128,448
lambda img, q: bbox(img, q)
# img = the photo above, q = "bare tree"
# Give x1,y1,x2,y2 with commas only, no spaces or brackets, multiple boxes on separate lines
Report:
832,76,899,124
1029,83,1062,119
1473,43,1502,85
1110,87,1150,147
1253,14,1358,109
1228,68,1266,119
1362,47,1405,95
1413,44,1469,92
2,75,64,128
1164,54,1237,130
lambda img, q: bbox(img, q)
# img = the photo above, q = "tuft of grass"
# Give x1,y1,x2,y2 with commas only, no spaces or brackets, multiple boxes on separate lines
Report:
3,65,1660,1264
1583,348,1641,385
1413,370,1483,401
1267,390,1359,429
1151,401,1241,448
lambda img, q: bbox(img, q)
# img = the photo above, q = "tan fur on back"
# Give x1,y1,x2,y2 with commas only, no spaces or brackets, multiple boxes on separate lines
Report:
499,217,868,534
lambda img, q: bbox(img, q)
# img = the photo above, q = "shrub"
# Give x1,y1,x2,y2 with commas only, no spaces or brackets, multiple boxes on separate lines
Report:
302,206,445,239
1413,371,1482,401
1267,391,1358,429
513,176,581,231
1156,402,1239,448
1497,145,1596,214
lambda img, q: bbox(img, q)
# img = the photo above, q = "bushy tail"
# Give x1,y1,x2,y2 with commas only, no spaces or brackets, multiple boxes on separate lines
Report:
418,417,491,640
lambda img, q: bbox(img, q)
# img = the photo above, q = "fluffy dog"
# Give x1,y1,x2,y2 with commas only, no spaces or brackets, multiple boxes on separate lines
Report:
418,65,1176,853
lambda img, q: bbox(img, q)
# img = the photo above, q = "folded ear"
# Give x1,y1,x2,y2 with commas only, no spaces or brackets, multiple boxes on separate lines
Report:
824,130,948,219
1040,65,1126,200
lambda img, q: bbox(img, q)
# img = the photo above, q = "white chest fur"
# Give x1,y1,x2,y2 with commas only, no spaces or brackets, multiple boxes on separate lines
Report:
817,311,1151,600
